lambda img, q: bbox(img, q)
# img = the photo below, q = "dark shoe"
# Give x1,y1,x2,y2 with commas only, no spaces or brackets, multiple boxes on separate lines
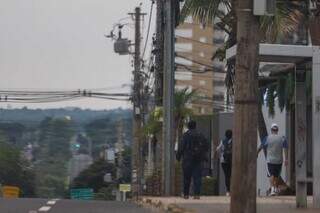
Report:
193,195,200,200
183,195,189,199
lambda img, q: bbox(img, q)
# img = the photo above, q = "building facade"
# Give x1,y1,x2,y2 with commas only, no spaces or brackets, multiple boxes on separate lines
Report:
175,18,227,115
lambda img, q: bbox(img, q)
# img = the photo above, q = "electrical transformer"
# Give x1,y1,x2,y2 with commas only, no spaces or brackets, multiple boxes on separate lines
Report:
114,38,130,55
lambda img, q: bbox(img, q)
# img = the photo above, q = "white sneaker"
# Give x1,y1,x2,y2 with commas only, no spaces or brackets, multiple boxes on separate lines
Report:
270,187,276,196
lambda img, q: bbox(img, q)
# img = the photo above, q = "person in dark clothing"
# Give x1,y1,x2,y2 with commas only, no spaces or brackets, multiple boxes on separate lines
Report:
176,120,209,199
216,129,233,196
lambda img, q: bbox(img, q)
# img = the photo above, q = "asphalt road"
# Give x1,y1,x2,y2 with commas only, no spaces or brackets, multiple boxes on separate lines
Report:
0,198,153,213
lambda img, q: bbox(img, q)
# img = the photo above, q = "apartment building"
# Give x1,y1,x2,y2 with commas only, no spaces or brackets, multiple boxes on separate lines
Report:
175,18,227,114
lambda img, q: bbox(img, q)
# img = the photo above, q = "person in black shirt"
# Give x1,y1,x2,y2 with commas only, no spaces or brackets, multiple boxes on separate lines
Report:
176,120,209,199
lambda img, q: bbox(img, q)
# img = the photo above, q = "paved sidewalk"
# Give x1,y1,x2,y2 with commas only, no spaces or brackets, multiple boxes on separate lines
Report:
140,196,318,213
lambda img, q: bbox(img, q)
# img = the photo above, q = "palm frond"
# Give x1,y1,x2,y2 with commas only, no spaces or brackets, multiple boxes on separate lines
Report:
266,84,276,117
277,77,286,112
180,0,229,26
285,73,295,110
260,1,307,43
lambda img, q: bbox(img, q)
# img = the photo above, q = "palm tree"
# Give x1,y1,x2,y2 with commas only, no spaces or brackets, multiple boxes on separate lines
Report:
178,2,317,207
179,0,308,140
173,88,197,146
143,87,197,195
144,87,196,146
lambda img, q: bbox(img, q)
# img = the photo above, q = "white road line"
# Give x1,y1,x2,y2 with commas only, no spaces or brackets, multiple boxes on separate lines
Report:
38,206,51,212
47,200,56,205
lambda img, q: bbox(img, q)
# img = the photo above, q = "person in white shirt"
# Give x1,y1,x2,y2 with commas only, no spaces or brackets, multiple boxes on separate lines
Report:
257,123,288,196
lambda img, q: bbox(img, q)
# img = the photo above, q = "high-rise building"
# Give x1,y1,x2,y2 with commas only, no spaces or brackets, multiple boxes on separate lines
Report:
175,17,227,115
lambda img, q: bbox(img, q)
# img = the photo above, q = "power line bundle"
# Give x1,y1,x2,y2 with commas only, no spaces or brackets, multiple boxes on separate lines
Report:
0,89,131,103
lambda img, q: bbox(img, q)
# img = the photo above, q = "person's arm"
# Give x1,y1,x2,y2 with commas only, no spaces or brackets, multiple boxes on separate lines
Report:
257,136,267,157
216,140,223,153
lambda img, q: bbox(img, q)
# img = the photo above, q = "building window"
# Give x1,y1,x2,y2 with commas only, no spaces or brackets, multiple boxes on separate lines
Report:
176,29,193,38
200,37,207,43
199,80,206,86
212,79,225,87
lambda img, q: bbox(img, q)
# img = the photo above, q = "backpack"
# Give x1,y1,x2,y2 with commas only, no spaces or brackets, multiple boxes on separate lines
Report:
191,132,207,161
223,139,232,164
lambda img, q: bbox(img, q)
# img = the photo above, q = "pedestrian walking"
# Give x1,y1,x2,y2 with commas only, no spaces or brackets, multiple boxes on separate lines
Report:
176,120,209,199
257,123,288,196
216,129,233,196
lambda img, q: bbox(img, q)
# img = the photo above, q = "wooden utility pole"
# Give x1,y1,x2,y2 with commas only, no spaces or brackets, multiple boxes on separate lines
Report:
230,0,260,213
131,7,144,198
163,0,175,196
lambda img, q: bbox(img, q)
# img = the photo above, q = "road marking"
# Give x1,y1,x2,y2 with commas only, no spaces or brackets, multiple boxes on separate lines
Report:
38,206,51,212
47,200,56,205
28,211,37,213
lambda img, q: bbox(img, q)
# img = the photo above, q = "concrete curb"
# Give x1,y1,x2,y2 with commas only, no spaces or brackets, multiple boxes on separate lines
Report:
136,197,195,213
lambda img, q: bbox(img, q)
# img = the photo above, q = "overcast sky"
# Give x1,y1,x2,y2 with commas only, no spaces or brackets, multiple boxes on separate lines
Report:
0,0,155,110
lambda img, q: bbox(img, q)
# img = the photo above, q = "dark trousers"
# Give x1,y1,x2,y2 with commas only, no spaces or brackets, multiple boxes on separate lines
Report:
221,163,232,192
183,162,202,196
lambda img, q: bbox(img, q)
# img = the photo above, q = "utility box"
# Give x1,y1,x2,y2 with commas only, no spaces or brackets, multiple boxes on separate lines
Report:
114,38,130,55
253,0,276,16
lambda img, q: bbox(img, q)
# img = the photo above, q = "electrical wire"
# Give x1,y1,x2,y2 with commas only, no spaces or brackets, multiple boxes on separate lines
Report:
176,36,215,47
142,0,155,59
176,62,226,74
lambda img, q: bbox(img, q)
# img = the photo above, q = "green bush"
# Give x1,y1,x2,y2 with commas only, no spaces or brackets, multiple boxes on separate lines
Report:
94,186,116,200
201,176,217,196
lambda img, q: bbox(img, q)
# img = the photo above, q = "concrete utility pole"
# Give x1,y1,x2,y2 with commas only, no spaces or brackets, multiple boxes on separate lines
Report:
154,0,165,195
295,70,307,208
231,0,260,213
163,0,175,196
155,0,164,107
131,7,144,198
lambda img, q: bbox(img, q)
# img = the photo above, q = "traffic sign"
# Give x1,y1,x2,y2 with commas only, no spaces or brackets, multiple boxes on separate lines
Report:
119,184,131,192
2,186,20,198
70,188,94,200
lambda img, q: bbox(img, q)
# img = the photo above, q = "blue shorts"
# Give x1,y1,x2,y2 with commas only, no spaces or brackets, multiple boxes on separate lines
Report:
267,163,282,178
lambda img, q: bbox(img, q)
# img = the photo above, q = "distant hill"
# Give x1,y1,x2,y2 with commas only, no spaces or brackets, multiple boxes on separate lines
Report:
0,107,132,126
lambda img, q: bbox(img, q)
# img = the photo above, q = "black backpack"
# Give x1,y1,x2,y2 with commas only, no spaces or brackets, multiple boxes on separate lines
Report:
223,139,232,164
191,132,207,161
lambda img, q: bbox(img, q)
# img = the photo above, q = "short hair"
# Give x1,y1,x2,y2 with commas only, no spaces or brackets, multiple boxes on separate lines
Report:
225,129,232,139
187,120,196,130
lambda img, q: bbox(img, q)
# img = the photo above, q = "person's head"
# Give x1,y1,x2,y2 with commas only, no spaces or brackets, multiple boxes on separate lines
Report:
225,129,232,139
271,123,279,134
187,120,196,130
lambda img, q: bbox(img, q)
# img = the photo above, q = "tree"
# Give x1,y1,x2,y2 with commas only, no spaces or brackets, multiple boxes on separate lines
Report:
144,88,197,150
173,88,197,147
180,0,307,142
0,133,36,197
230,0,260,212
144,88,197,195
0,123,26,147
70,159,116,193
180,1,294,212
34,117,75,198
85,118,117,159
